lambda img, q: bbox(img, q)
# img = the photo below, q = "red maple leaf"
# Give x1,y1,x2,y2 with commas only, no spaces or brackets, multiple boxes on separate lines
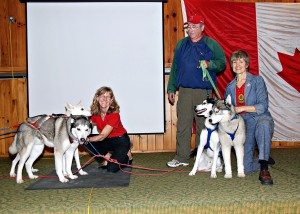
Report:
277,48,300,93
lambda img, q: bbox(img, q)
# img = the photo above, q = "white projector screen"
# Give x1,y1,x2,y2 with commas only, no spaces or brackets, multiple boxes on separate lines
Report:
27,2,165,134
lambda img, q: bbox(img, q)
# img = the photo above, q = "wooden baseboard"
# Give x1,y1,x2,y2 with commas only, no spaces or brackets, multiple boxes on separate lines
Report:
271,141,300,148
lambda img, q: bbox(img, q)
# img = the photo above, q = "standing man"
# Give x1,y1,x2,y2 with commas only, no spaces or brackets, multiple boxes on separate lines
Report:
167,15,226,167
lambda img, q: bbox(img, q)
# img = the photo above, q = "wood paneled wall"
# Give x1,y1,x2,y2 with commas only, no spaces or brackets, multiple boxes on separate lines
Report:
0,0,26,73
0,0,299,156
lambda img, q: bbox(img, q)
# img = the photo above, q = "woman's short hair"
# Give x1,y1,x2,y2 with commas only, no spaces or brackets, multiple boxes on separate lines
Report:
230,50,250,68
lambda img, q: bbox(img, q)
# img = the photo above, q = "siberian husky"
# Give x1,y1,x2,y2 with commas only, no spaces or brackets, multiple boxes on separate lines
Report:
9,102,92,183
209,95,245,178
189,98,223,178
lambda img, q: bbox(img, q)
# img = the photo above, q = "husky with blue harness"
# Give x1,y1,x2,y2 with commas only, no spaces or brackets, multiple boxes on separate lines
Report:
209,95,246,178
189,98,223,178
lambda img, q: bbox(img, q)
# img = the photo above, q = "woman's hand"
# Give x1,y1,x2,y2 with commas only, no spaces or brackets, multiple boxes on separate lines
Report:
235,106,256,114
235,106,244,114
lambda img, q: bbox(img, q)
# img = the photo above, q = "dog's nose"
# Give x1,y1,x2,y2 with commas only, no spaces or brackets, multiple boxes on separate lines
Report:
194,106,197,111
80,138,85,142
209,119,212,123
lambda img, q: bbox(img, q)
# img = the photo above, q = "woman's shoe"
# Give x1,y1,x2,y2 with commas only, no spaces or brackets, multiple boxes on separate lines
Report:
268,157,275,165
259,170,273,185
98,165,107,170
128,159,133,165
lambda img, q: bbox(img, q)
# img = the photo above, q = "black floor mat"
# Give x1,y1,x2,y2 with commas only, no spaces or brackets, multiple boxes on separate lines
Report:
25,164,132,190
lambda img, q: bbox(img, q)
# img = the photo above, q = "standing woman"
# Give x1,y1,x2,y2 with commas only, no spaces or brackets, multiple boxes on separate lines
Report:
225,50,275,185
86,86,132,173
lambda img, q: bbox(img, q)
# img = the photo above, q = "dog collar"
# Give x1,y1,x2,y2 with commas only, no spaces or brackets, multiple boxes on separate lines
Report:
69,137,78,143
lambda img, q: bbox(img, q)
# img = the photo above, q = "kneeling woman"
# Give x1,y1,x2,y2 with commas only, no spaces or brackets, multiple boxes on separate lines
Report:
225,50,274,185
86,86,132,173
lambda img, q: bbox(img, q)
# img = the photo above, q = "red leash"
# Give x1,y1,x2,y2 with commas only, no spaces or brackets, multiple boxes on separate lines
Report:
0,155,209,180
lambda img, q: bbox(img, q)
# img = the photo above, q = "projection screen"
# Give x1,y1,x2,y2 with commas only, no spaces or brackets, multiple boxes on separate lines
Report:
27,2,165,134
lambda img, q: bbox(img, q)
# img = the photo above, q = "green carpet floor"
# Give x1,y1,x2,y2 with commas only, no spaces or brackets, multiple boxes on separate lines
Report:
0,148,299,214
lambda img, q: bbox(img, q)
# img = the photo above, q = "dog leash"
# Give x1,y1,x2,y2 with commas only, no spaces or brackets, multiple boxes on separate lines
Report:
198,60,222,99
0,124,20,137
81,142,194,176
0,130,17,137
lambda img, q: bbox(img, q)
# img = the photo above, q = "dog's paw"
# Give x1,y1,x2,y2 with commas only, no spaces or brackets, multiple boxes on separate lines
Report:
16,178,24,184
78,170,88,175
68,174,78,180
59,177,69,183
31,168,39,172
210,173,217,178
10,172,16,177
189,171,196,176
224,174,232,179
29,175,39,179
237,173,245,178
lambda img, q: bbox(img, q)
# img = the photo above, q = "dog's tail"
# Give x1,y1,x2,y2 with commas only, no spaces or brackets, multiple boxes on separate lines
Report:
8,134,18,155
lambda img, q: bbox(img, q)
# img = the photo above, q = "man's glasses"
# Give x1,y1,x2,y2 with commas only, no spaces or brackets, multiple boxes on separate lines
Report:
184,25,201,30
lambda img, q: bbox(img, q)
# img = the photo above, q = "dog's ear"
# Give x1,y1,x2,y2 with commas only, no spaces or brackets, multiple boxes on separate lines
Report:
70,114,81,120
65,103,74,114
82,115,91,121
76,100,82,106
70,115,76,127
207,97,215,104
222,95,232,110
225,95,232,105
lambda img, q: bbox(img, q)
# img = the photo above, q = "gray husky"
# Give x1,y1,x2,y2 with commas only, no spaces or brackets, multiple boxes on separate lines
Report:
209,95,246,178
9,103,92,183
189,98,223,178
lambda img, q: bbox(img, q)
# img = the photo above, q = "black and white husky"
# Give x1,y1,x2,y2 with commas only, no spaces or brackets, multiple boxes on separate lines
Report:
9,102,92,183
209,95,246,178
189,98,223,178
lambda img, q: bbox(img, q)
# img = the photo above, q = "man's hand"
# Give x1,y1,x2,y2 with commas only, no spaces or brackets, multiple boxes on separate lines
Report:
203,60,210,68
168,93,175,105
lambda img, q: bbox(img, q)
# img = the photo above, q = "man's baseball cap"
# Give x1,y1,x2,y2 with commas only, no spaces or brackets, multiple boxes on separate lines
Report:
185,15,205,24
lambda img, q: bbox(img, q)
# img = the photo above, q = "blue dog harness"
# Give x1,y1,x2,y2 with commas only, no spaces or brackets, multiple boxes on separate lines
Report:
226,115,239,141
204,125,222,157
204,126,218,151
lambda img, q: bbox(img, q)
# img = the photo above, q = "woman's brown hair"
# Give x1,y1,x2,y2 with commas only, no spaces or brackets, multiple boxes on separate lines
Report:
90,86,120,115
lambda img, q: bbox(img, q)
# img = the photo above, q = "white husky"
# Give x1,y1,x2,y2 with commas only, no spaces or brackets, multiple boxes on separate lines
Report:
9,102,92,183
189,98,223,178
209,95,245,178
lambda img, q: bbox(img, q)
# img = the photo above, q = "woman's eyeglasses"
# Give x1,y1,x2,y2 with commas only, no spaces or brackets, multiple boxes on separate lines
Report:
99,95,111,100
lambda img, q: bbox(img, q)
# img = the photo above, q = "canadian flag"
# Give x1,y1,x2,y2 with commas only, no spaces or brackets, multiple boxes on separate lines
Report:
183,0,300,141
